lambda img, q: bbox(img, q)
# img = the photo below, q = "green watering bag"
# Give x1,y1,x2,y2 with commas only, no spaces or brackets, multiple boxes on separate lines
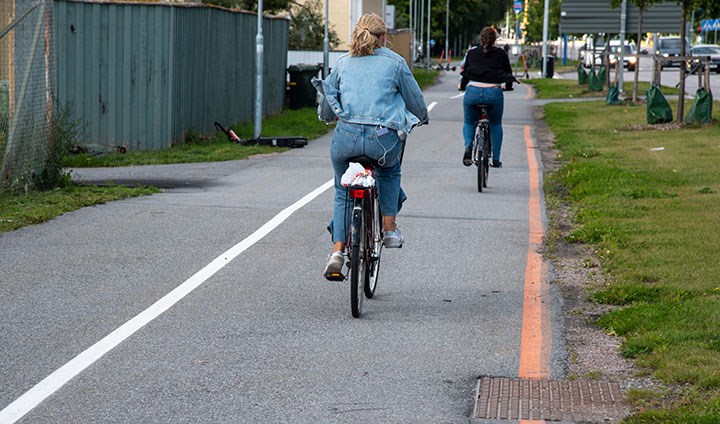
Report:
588,69,604,92
577,65,588,85
597,66,607,81
684,88,713,124
646,84,673,124
606,84,621,105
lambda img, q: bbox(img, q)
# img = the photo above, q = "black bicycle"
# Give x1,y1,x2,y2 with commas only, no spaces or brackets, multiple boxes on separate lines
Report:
345,156,383,318
472,104,492,192
469,82,516,192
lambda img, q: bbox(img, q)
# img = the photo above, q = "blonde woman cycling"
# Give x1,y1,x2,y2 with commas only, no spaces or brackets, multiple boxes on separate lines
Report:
314,13,428,280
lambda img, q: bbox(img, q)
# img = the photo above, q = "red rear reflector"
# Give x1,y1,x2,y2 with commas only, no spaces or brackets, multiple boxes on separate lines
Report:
350,189,367,198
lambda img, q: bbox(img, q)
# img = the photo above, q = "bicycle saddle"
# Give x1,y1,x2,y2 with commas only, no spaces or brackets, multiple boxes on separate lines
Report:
473,104,492,111
347,155,381,169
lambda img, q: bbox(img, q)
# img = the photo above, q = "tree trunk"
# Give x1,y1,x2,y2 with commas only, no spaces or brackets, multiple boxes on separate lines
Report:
633,8,643,103
677,6,687,122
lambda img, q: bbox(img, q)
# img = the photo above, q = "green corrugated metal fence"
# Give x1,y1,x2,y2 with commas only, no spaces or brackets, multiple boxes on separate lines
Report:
54,0,288,151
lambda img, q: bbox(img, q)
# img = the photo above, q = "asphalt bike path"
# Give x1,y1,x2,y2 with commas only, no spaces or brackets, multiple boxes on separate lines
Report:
0,70,564,423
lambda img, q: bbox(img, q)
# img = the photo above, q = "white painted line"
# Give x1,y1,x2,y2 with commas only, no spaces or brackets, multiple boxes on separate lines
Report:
0,179,335,424
451,93,464,99
427,101,438,111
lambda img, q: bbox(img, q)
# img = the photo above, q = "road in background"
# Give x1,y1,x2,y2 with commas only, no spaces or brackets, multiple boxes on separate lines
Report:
567,56,720,95
0,71,564,423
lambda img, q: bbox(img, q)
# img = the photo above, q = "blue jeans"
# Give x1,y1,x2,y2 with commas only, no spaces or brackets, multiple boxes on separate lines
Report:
462,85,504,162
330,121,406,243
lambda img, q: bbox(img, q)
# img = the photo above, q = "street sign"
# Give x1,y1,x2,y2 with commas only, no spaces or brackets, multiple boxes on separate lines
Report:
513,1,522,14
699,19,720,31
561,0,681,34
385,5,395,30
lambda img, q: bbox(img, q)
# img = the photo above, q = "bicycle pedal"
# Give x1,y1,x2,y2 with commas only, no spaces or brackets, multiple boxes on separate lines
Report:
324,271,346,282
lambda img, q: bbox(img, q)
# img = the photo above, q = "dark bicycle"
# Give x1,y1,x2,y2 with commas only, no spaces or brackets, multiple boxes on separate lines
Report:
345,156,384,318
469,82,516,192
472,104,492,192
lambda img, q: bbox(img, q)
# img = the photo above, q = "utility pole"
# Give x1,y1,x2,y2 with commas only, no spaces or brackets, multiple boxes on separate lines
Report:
323,0,329,78
420,0,424,66
541,0,549,77
254,0,263,139
426,0,431,72
618,0,627,93
445,0,449,69
409,0,414,68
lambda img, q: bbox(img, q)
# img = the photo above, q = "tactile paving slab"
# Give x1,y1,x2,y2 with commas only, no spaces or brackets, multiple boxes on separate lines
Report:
474,377,626,422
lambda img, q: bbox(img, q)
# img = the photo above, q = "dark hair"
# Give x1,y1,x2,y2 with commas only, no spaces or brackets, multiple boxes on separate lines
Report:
480,27,497,54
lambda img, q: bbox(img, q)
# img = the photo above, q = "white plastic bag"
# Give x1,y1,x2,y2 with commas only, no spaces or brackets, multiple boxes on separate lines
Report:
341,162,375,187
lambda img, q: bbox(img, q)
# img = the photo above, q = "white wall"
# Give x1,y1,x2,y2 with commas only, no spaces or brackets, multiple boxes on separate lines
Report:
287,50,349,69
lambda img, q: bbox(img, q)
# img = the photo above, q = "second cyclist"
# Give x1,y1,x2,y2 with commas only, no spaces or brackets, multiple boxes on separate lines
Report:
458,27,514,168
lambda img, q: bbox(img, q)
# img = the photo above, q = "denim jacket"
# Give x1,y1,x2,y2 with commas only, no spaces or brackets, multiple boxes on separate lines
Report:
311,48,429,134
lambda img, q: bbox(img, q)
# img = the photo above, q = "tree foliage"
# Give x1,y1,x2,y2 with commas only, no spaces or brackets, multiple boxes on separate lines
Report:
522,0,561,42
288,0,340,50
387,0,512,48
199,0,339,50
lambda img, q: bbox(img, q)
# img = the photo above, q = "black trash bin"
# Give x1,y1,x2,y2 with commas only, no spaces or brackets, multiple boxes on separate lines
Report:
543,56,555,78
287,64,321,109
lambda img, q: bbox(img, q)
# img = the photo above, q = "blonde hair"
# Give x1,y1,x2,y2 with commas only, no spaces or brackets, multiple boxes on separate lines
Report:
349,13,387,57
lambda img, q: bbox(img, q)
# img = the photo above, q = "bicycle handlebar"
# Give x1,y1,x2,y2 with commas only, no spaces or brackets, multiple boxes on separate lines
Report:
503,77,521,91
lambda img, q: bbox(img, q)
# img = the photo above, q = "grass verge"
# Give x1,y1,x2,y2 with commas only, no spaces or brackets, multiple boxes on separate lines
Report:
0,185,158,233
63,107,331,168
414,68,440,89
542,96,720,421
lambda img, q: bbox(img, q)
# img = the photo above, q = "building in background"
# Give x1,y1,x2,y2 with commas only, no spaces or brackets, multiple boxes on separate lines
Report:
295,0,384,51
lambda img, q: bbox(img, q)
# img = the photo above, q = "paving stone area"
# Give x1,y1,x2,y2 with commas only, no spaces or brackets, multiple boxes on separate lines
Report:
474,377,626,422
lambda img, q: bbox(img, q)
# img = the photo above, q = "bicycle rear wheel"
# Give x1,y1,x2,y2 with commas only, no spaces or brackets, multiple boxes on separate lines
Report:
482,125,491,188
364,192,382,299
475,128,485,192
349,200,366,318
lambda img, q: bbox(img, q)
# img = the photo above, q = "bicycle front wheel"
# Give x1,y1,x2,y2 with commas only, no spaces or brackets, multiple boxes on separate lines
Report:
349,201,366,318
364,192,382,299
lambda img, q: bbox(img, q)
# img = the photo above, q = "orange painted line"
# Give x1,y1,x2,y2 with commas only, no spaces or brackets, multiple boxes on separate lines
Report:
518,124,550,385
524,84,534,100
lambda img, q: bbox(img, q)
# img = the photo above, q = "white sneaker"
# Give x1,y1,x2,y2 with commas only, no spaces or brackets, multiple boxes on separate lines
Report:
383,228,404,248
323,252,345,281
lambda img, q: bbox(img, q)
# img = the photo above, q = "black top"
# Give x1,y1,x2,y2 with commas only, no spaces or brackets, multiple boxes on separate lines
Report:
460,46,513,87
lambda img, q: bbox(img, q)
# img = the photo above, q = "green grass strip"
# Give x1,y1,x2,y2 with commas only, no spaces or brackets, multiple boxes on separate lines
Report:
0,185,158,233
543,96,720,420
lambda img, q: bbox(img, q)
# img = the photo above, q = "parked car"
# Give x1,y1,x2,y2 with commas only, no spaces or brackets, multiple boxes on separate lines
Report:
690,44,720,74
582,40,637,70
655,36,691,69
608,42,638,71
